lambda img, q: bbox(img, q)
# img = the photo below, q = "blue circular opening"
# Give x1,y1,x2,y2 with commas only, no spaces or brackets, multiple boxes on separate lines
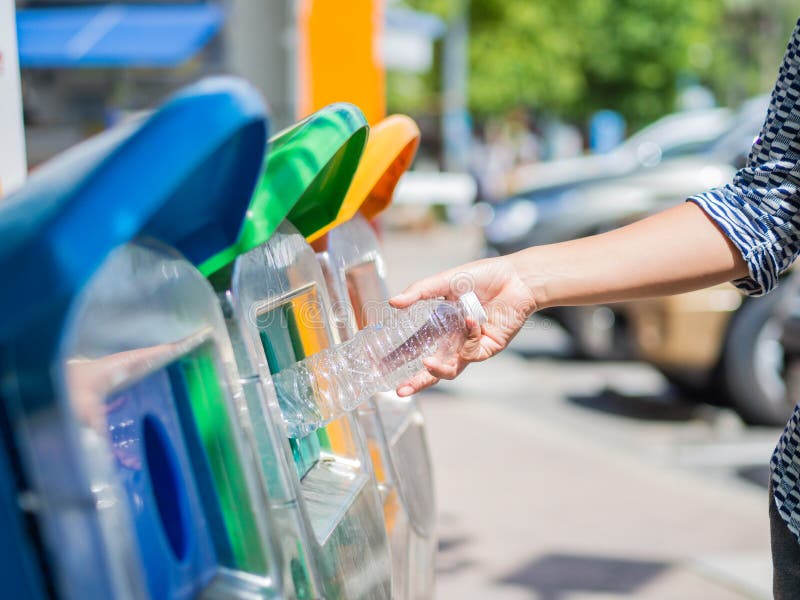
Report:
142,415,189,562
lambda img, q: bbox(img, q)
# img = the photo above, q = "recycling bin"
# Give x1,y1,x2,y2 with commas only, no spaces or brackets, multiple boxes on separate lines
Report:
201,103,392,600
0,78,294,599
313,115,437,599
0,436,47,599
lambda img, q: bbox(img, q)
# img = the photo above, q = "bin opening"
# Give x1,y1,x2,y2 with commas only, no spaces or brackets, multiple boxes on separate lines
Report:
141,413,189,562
344,260,385,331
256,286,331,478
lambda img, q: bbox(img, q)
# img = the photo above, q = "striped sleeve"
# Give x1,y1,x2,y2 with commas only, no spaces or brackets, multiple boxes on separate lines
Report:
688,18,800,297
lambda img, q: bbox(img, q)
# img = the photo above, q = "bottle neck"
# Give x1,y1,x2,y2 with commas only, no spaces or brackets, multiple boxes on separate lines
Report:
430,301,464,335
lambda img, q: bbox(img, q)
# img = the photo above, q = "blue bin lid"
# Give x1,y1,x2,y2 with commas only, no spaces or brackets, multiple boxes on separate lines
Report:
0,76,268,342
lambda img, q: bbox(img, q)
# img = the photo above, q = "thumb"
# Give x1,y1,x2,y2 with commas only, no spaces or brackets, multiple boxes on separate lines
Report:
459,319,484,361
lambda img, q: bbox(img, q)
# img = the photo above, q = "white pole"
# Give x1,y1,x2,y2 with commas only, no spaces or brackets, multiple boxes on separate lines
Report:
224,0,297,130
442,0,469,173
0,0,26,197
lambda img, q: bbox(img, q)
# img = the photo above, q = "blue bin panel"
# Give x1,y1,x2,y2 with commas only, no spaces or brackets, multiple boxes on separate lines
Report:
106,363,227,599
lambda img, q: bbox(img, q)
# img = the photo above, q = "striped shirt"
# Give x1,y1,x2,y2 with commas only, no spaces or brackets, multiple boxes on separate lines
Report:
688,18,800,540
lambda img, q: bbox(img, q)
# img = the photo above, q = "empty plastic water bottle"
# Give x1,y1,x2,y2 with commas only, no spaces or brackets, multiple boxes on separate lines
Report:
273,292,487,437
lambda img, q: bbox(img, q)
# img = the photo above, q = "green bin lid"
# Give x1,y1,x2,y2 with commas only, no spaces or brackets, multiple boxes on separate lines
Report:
200,102,368,275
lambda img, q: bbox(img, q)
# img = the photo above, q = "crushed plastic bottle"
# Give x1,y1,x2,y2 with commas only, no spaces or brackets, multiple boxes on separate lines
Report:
273,292,487,438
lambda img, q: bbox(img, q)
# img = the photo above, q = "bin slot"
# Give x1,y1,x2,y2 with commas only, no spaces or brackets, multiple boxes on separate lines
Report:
257,288,332,478
344,260,386,330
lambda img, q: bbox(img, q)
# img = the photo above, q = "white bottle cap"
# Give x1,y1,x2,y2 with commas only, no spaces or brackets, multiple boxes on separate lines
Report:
458,291,488,326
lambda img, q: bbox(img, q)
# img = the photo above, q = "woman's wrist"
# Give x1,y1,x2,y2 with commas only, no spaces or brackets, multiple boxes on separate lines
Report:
509,247,554,313
505,203,752,313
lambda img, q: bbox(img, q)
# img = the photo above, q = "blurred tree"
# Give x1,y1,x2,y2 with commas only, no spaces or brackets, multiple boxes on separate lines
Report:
392,0,798,131
699,0,797,107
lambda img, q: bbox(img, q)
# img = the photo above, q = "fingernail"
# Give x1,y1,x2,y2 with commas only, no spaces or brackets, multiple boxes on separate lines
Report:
397,386,413,396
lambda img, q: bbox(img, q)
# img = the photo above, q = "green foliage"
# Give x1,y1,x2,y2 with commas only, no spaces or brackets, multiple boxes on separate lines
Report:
699,0,798,106
393,0,798,129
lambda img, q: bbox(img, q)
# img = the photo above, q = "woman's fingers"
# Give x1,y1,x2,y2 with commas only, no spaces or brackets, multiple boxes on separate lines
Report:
459,319,484,361
390,271,459,308
397,369,439,396
422,356,461,380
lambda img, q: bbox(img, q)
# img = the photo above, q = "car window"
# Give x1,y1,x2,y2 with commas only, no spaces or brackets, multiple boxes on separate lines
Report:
660,139,718,160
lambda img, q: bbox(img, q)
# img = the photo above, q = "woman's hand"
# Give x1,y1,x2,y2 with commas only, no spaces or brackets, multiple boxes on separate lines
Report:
389,255,537,395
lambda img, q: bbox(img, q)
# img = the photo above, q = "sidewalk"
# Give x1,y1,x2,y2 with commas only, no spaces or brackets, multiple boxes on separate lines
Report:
421,363,771,600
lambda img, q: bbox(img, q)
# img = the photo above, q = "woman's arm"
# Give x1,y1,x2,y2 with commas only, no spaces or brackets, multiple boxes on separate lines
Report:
390,202,747,395
515,201,748,309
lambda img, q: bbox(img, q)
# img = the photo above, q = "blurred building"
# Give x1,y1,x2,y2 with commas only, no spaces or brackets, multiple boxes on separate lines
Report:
17,0,229,165
15,0,446,167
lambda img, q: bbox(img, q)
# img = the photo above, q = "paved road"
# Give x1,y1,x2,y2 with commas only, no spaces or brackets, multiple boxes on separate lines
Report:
382,221,781,599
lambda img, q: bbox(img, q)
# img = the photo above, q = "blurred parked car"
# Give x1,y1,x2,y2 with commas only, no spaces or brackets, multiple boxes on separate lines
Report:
507,107,733,196
483,106,738,256
483,97,769,358
620,270,800,426
484,99,766,255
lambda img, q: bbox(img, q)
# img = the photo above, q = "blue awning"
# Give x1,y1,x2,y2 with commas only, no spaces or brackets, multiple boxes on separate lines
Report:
17,4,224,68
